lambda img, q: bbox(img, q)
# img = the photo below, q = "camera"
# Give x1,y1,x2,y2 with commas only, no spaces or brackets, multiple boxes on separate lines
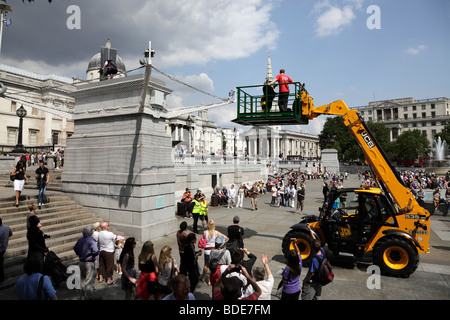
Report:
44,234,51,239
231,265,242,273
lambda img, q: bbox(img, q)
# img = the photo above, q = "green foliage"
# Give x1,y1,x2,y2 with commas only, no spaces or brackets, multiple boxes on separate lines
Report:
435,121,450,146
319,116,430,163
390,129,430,161
318,116,394,163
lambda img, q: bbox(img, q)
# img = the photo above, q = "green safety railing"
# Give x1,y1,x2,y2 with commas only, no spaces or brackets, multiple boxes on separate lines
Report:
232,82,309,126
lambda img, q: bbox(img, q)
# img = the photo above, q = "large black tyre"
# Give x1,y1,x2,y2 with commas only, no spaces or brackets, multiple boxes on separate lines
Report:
282,230,314,267
372,237,419,278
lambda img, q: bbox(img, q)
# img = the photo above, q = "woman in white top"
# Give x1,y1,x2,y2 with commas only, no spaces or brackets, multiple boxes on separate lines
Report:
200,220,227,284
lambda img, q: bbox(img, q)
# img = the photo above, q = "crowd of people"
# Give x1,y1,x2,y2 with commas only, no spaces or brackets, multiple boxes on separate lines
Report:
4,164,449,301
359,169,450,215
7,207,328,301
1,149,64,170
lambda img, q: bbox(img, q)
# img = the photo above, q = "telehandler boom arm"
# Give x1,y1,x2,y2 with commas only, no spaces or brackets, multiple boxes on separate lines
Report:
301,94,420,213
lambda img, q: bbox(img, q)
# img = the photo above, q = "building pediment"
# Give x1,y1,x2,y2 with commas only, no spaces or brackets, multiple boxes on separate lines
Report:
370,101,403,109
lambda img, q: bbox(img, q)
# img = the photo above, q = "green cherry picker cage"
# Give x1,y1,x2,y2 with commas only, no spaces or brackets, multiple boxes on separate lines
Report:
231,82,310,126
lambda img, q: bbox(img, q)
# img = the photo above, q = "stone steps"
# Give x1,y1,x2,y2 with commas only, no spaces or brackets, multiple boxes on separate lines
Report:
0,180,124,290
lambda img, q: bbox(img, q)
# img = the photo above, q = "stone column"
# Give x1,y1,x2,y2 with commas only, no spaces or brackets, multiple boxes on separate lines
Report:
62,74,176,241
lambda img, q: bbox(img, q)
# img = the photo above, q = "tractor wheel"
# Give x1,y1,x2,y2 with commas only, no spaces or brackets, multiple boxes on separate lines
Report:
373,237,419,278
282,230,314,267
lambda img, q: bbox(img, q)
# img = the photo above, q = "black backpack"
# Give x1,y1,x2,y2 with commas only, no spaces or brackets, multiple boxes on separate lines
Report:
209,249,226,274
312,254,334,286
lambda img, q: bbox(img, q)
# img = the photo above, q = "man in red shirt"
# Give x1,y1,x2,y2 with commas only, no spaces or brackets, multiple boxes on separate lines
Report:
269,69,293,112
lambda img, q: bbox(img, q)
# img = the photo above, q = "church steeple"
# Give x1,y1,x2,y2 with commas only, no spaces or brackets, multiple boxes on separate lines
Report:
266,51,273,82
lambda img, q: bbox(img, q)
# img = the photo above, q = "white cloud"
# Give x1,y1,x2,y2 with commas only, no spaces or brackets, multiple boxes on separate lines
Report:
0,57,85,80
312,0,361,37
405,44,426,55
136,0,280,68
165,72,217,109
208,103,238,128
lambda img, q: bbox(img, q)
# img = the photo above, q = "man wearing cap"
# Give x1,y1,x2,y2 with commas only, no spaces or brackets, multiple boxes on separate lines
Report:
74,225,99,299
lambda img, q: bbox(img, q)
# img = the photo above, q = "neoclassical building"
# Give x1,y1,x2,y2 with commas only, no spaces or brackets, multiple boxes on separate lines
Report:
0,64,75,153
354,97,450,145
0,43,320,159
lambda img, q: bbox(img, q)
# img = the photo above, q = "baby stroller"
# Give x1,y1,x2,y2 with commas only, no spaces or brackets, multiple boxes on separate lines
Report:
43,251,68,288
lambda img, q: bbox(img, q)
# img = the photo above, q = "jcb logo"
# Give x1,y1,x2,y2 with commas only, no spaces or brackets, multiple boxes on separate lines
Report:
361,132,375,149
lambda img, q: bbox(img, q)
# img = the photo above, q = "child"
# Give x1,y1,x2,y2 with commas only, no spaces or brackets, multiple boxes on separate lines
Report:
115,236,125,274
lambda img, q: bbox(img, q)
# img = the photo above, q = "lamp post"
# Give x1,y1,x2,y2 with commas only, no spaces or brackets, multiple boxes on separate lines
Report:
12,105,27,154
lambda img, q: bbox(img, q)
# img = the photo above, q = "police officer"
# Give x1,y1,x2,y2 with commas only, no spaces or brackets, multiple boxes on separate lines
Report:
199,195,210,231
191,194,202,234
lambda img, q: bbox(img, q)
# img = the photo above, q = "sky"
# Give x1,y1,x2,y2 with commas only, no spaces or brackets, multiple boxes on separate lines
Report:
0,0,449,135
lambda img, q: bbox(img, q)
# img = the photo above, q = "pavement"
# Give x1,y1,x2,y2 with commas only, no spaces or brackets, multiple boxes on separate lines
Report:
1,173,449,302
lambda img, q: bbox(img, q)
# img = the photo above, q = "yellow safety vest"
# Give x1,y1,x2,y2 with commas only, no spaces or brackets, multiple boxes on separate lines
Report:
192,199,202,214
200,200,209,216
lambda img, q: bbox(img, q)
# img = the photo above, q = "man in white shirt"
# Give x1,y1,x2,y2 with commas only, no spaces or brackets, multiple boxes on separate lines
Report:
97,222,116,285
227,184,237,209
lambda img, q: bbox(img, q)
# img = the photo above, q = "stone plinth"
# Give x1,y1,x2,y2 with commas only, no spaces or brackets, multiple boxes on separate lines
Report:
321,148,339,174
62,74,176,241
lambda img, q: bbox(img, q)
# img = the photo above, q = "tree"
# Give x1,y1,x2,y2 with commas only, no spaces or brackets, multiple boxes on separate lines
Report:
435,121,450,146
318,116,393,163
390,129,430,162
319,116,360,162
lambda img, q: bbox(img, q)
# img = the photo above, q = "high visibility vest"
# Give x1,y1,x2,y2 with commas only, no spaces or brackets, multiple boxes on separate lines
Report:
192,200,202,214
200,200,209,216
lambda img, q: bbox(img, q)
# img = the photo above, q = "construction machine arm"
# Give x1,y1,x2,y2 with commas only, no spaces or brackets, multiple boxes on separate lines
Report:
300,93,419,214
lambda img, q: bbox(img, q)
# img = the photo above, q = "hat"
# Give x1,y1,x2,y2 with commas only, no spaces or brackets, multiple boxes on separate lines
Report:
116,235,125,241
215,235,226,248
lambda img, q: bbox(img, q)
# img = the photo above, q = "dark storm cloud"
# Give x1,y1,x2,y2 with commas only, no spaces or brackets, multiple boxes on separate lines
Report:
1,1,154,67
1,0,278,71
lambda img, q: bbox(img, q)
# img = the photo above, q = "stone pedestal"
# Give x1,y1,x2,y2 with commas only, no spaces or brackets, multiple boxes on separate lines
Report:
62,74,176,241
321,148,339,174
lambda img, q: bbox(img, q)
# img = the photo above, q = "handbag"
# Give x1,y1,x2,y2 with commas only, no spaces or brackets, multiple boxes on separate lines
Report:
10,171,15,182
198,234,207,249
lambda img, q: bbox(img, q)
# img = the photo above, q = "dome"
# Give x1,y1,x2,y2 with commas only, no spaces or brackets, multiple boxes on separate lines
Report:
86,52,126,74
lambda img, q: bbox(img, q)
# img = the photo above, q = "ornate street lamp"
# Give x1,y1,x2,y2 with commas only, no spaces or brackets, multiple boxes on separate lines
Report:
11,105,27,154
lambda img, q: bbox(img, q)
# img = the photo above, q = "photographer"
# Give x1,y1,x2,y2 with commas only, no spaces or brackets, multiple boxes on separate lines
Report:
213,264,261,300
280,238,302,300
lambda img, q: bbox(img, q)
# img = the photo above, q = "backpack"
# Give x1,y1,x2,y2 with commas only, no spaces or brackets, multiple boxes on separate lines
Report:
312,254,334,286
209,249,226,274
